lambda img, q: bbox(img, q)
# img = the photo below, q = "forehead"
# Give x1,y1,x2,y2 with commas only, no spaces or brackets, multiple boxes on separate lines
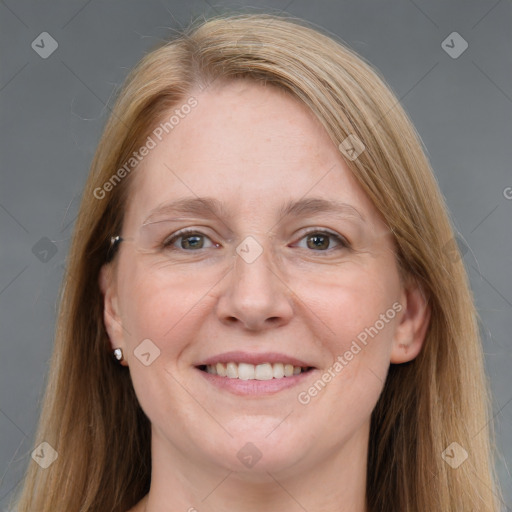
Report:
122,79,382,230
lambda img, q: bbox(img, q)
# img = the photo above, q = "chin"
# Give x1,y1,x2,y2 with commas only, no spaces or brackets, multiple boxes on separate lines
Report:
200,424,313,476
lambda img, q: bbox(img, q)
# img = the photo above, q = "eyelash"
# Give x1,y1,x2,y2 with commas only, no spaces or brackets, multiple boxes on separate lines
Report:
162,228,350,253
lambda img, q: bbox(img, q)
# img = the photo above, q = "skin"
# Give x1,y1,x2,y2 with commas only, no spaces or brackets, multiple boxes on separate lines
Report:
99,79,430,512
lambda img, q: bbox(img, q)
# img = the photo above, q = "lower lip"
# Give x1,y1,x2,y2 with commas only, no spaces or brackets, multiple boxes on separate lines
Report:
196,367,315,396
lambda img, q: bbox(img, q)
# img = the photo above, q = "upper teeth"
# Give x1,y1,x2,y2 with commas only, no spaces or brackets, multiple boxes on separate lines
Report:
206,362,305,380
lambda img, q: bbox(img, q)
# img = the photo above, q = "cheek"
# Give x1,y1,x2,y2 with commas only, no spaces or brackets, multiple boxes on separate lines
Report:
295,262,399,341
117,260,219,348
116,266,213,428
293,263,400,393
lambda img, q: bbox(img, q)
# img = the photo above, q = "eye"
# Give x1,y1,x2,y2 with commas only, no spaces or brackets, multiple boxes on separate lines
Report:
294,229,349,251
159,228,348,253
163,229,219,250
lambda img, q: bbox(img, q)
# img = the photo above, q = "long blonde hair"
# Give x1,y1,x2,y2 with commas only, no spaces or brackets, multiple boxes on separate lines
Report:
14,13,501,512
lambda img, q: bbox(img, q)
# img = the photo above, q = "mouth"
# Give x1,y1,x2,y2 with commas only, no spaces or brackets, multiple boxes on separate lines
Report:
194,352,317,396
197,362,314,380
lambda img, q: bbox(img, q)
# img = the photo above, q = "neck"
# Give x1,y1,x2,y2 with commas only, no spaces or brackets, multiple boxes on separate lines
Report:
142,423,369,512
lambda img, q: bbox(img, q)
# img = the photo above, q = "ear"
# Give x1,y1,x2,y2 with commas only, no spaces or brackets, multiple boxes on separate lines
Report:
390,278,431,364
98,263,128,366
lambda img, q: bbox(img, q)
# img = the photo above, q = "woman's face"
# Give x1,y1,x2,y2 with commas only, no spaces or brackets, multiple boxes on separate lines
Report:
100,79,428,478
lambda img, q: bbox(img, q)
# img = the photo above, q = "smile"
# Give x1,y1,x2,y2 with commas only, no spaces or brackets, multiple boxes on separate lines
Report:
200,362,313,380
195,351,317,395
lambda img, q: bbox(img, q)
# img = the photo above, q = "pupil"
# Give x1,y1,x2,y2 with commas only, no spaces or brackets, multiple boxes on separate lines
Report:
308,234,329,250
183,235,203,249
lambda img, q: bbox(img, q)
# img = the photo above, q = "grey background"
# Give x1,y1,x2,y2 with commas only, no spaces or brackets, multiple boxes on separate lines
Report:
1,0,511,509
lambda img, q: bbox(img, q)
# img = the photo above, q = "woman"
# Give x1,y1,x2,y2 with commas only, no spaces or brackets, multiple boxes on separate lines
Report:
15,13,502,512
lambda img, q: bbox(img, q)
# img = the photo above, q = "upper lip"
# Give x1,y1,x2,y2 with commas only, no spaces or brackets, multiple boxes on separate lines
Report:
196,351,315,368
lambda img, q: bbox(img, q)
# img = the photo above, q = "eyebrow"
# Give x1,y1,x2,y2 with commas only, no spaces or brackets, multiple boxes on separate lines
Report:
143,196,365,224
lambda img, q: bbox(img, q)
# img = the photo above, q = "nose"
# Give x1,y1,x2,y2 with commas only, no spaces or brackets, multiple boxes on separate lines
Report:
215,241,294,331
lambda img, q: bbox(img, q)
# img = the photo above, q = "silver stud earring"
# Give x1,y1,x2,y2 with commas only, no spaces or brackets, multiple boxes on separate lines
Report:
113,348,123,361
